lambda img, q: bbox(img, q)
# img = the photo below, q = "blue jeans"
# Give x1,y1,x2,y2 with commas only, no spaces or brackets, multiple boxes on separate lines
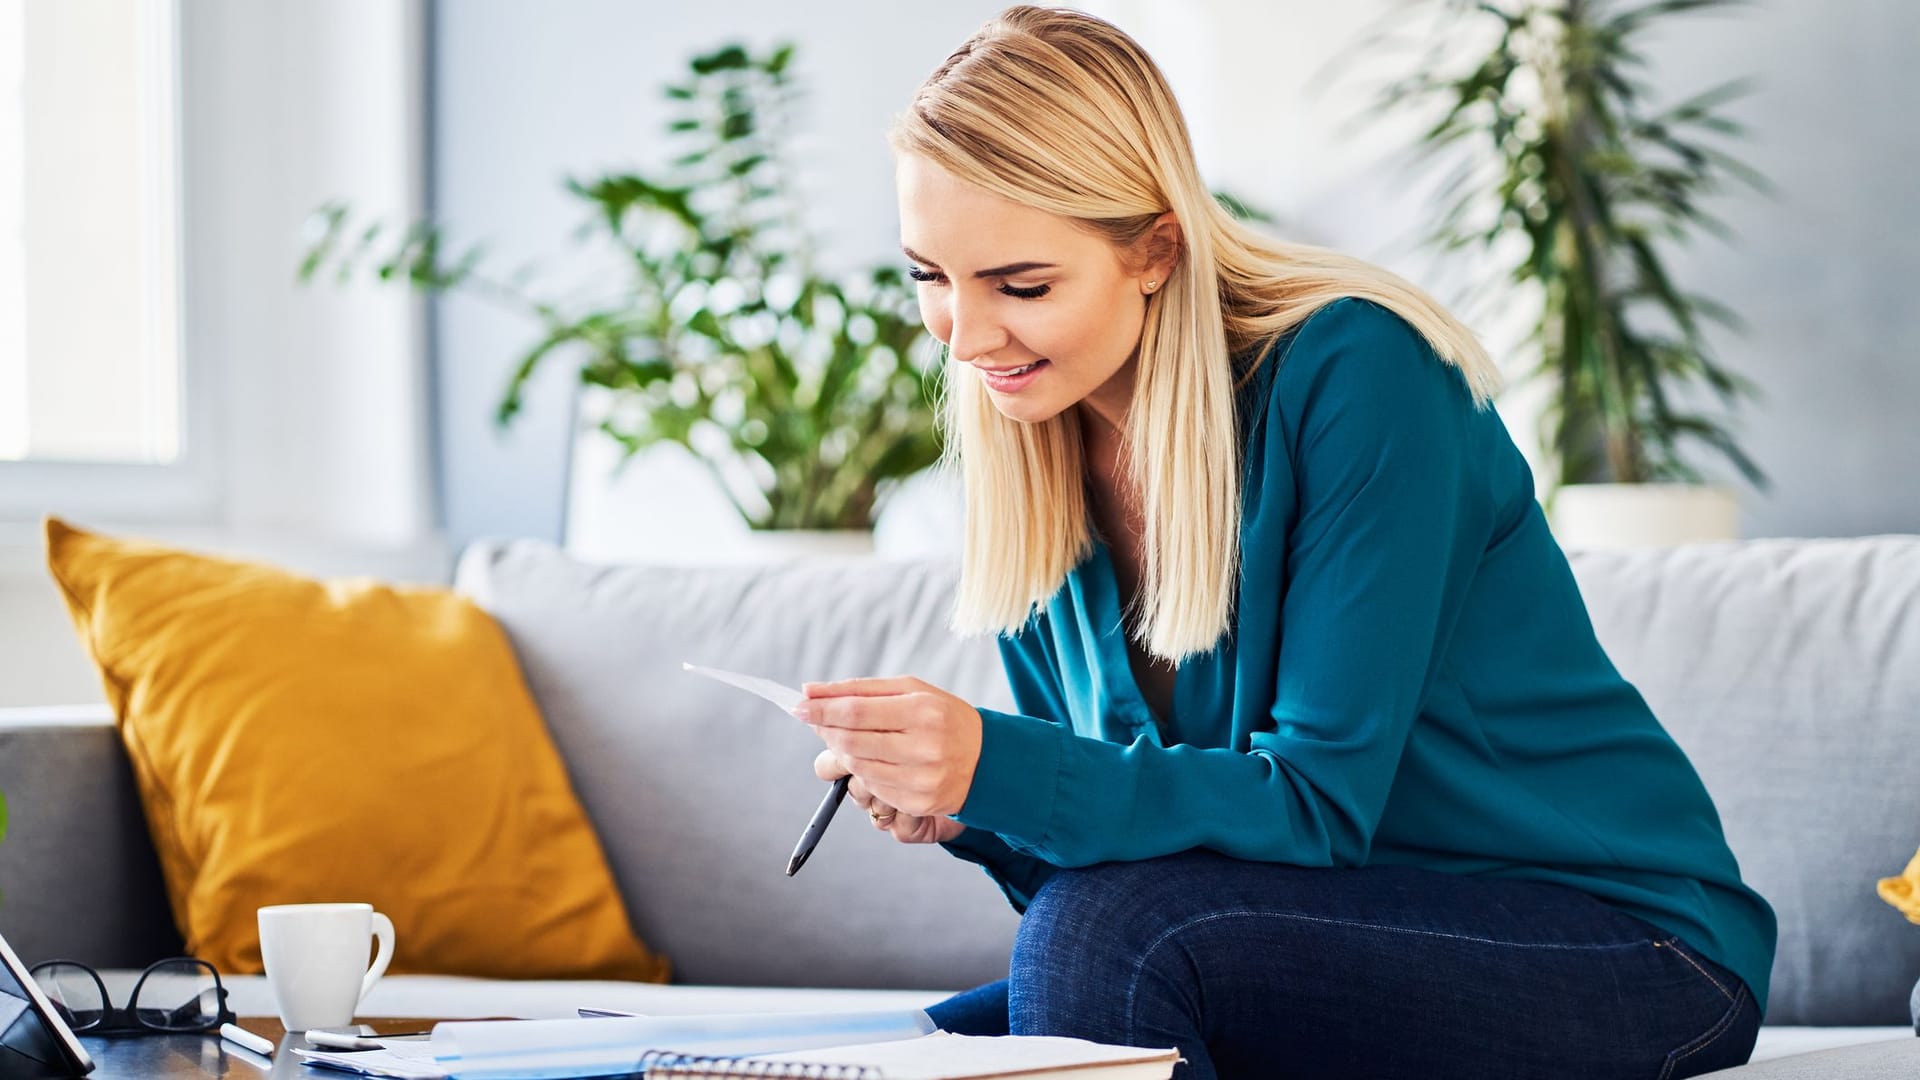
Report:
926,850,1760,1079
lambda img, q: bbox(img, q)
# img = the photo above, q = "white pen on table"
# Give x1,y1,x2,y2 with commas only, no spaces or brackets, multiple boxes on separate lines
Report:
219,1021,276,1059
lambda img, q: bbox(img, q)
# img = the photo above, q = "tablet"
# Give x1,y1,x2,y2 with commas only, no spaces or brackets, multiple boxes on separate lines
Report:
0,929,93,1077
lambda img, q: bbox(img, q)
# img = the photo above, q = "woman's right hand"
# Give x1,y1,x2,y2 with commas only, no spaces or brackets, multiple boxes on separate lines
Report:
815,749,966,845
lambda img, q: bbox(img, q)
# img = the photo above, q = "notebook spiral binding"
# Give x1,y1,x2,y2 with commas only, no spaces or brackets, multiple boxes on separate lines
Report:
633,1048,884,1079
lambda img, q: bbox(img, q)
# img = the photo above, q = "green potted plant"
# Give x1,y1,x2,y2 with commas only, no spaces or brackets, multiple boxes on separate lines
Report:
299,42,943,556
1359,0,1771,546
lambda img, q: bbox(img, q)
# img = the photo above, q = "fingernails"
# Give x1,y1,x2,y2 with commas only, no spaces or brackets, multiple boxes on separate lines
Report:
790,703,815,722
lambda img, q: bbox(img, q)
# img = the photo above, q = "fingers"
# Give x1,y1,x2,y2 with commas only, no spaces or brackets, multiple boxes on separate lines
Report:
847,774,900,830
799,692,918,732
814,758,926,838
842,760,938,817
812,748,851,782
801,676,922,699
816,748,897,811
814,726,906,765
814,751,889,820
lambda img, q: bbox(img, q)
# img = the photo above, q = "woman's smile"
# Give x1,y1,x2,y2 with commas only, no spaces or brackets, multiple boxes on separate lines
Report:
977,358,1051,391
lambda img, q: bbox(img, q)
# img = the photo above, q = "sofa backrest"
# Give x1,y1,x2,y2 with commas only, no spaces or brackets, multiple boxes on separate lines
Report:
453,541,1024,992
0,709,182,966
1565,537,1920,1025
5,535,1915,1021
458,535,1920,1022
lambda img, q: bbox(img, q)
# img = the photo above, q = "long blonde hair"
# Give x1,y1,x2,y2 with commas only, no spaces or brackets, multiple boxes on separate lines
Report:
890,5,1501,665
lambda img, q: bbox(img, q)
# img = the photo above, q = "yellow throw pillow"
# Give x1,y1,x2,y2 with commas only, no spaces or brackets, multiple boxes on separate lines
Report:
1879,847,1920,925
44,516,670,983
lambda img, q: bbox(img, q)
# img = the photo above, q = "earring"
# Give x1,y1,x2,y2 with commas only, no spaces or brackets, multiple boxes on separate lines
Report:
1146,280,1158,291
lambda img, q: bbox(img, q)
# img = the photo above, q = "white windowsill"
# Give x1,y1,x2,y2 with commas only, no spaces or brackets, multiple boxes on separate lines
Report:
0,519,456,586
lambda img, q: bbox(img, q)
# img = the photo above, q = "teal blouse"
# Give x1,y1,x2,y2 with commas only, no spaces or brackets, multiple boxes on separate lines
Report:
940,297,1777,1014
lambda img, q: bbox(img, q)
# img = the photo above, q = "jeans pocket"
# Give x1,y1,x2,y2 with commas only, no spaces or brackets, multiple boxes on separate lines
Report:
1655,938,1757,1080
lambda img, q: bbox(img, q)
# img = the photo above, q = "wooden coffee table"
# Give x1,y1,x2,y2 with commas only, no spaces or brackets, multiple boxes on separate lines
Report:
78,1017,490,1079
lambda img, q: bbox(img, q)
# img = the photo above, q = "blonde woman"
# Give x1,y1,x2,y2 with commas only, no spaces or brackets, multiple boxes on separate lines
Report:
789,6,1773,1076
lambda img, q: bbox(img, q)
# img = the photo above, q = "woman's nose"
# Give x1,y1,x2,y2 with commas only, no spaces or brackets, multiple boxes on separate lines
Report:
944,291,1006,362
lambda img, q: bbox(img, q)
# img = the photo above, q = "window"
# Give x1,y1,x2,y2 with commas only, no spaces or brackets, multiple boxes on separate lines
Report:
2,0,203,519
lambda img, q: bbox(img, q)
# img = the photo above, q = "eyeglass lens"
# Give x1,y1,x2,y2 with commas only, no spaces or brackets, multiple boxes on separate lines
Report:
132,959,224,1032
32,962,107,1031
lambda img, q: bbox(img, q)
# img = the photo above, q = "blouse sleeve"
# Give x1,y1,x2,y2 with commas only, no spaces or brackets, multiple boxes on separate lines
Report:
953,298,1491,869
937,622,1068,912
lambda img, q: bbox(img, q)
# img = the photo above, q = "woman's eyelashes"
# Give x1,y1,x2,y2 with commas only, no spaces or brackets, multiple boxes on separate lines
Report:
906,266,1051,300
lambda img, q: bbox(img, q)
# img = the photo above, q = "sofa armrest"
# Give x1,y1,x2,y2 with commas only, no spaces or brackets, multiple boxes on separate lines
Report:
0,707,181,966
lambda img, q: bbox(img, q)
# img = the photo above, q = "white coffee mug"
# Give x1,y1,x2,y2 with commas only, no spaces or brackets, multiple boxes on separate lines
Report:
257,903,396,1032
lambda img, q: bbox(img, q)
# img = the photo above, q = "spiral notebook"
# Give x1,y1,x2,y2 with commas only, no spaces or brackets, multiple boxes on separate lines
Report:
641,1033,1181,1079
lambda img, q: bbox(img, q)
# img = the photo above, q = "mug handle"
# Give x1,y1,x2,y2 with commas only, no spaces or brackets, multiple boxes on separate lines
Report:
357,912,396,1008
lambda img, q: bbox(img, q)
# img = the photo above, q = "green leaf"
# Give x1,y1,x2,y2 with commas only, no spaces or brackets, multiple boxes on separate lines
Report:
301,36,944,528
1330,0,1769,492
1213,189,1275,222
691,44,750,74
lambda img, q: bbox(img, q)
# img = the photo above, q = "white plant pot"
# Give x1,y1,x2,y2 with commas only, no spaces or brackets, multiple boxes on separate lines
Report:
739,528,876,561
564,398,961,564
1548,482,1741,550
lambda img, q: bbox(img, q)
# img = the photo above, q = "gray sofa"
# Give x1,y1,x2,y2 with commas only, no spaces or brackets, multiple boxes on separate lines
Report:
4,535,1919,1076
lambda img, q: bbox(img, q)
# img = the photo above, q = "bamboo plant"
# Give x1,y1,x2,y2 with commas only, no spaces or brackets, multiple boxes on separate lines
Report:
300,42,942,531
1361,0,1772,490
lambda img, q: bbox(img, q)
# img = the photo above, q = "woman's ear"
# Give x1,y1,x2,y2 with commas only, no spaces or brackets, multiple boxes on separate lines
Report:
1141,211,1183,293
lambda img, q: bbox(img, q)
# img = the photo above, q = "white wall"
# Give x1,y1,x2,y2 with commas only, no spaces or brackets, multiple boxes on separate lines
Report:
1090,0,1920,537
8,0,1914,705
429,1,1021,560
437,0,1918,560
1635,0,1920,536
0,0,445,706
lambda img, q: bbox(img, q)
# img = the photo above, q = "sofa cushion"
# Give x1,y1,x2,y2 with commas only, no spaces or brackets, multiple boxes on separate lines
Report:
454,541,1022,990
1700,1034,1920,1077
1568,537,1920,1025
42,517,669,983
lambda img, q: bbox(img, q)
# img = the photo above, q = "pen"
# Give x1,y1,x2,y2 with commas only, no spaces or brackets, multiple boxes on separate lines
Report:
786,774,851,876
220,1022,275,1059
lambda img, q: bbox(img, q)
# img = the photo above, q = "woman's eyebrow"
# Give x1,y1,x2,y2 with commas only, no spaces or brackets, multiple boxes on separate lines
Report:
901,245,1058,279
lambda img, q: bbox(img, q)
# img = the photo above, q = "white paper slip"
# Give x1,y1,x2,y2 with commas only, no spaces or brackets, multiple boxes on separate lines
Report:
293,1044,448,1080
682,661,805,713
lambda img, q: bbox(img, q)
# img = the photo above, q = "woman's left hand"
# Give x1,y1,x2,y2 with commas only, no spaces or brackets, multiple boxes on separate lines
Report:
792,676,983,819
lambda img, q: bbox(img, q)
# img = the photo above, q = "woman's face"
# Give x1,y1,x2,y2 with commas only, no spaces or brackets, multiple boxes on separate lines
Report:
895,153,1166,429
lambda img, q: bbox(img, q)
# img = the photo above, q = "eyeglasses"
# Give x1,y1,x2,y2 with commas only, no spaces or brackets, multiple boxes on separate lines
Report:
29,957,235,1038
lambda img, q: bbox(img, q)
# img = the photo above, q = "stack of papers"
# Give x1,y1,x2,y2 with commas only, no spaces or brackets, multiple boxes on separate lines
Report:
288,1011,1178,1080
293,1010,937,1080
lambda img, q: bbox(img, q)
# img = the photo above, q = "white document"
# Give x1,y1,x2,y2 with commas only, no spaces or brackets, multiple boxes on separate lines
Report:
431,1011,938,1079
682,661,805,713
